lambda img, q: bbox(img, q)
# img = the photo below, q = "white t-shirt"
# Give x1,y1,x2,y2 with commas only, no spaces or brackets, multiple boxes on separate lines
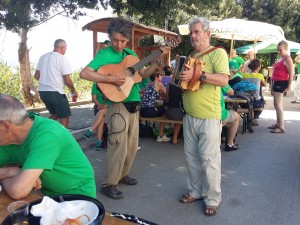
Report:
36,52,72,94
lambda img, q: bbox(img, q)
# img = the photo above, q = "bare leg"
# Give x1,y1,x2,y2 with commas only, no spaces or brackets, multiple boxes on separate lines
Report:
96,116,105,141
273,92,284,129
59,117,69,128
227,112,239,145
49,113,58,120
91,110,105,132
172,124,182,144
159,122,166,137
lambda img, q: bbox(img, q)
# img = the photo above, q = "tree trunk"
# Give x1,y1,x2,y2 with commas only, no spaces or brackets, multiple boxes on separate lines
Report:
18,28,39,107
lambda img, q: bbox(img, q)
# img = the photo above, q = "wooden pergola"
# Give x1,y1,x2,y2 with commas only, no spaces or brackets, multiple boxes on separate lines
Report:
82,17,179,63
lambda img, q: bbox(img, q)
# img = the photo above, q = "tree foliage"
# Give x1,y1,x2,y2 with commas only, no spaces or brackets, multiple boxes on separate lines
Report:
239,0,300,42
0,0,101,106
0,0,100,32
99,0,243,56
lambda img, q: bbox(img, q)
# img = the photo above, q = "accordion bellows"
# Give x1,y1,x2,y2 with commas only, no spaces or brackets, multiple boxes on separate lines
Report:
180,58,205,91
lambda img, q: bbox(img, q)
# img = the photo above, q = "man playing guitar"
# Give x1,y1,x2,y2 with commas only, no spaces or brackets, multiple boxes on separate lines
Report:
80,18,169,199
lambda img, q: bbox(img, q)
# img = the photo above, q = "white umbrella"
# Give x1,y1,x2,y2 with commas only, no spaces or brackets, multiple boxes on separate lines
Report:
178,18,285,54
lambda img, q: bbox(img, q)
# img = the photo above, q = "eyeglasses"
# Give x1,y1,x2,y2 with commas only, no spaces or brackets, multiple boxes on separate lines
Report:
189,30,204,36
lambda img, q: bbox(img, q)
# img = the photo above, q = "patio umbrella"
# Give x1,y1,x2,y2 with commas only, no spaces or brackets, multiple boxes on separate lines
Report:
236,40,300,54
177,18,285,54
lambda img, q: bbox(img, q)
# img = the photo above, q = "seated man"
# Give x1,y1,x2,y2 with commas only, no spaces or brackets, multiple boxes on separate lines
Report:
0,94,96,200
221,85,240,151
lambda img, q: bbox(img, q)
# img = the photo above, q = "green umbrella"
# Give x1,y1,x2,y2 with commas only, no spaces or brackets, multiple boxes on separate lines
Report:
236,40,300,54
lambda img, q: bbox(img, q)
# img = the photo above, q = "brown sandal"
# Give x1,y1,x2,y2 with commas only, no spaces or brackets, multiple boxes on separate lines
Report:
270,128,285,133
268,124,278,129
204,206,218,216
179,194,202,203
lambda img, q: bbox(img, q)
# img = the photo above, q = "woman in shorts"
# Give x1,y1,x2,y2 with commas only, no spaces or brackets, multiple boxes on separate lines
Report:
268,41,294,133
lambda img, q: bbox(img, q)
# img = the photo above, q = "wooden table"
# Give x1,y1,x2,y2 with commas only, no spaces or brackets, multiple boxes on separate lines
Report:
224,96,247,104
0,190,135,225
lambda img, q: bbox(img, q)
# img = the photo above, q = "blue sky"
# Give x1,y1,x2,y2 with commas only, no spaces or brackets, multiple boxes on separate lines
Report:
0,8,113,71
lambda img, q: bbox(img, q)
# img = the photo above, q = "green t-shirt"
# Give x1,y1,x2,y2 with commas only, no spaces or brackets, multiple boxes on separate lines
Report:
297,63,300,74
139,78,150,90
88,46,141,105
231,56,245,69
221,84,231,121
232,72,242,79
0,114,96,198
91,82,102,103
182,47,230,119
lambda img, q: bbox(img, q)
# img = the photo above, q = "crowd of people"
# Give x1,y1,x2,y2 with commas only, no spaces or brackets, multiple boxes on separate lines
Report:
0,16,297,219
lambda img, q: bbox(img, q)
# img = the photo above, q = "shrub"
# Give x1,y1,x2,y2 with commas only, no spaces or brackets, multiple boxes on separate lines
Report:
0,61,93,104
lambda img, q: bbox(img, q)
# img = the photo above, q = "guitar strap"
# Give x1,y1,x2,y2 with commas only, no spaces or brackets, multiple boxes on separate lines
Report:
123,49,132,58
191,46,225,60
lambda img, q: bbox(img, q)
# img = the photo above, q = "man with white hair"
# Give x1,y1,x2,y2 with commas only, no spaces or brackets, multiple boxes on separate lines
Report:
244,50,255,73
179,17,229,216
34,39,77,128
0,94,96,199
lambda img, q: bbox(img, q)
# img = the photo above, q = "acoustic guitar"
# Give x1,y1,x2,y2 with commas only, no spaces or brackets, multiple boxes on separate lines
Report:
97,35,182,102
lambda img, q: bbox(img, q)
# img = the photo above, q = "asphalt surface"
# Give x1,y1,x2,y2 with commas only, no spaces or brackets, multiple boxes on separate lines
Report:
37,89,300,225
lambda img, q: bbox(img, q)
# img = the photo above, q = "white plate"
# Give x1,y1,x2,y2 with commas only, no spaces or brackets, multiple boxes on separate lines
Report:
63,200,99,225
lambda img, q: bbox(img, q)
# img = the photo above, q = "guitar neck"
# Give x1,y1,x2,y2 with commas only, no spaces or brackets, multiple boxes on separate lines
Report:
132,49,162,72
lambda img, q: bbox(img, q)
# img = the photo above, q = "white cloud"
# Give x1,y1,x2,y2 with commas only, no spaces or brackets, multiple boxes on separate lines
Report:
0,8,113,71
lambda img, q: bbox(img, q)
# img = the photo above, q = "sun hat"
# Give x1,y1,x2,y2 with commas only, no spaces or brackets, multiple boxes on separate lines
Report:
229,60,239,70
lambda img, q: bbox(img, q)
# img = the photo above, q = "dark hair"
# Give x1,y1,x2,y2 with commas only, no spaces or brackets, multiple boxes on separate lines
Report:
150,69,162,81
107,18,132,40
163,66,172,76
248,59,261,71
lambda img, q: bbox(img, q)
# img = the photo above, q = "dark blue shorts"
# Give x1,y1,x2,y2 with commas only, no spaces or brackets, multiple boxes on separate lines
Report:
140,106,165,117
39,91,71,118
272,81,288,93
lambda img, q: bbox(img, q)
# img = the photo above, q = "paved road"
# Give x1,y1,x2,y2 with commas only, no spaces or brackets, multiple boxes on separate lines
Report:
38,90,300,225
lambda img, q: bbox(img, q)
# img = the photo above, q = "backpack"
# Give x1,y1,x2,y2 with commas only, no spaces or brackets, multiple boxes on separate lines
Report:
234,91,254,123
101,122,108,149
139,123,154,138
232,80,258,94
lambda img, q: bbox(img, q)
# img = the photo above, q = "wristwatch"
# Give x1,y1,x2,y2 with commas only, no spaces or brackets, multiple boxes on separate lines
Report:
156,60,163,66
199,71,206,81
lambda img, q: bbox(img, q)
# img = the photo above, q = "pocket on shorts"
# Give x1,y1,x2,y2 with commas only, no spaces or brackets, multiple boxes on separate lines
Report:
108,113,126,144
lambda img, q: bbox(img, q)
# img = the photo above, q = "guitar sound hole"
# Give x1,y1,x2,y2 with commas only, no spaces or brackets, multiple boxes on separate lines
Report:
127,67,135,75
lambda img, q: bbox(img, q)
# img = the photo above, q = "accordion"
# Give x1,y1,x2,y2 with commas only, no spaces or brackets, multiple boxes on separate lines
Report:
180,57,205,91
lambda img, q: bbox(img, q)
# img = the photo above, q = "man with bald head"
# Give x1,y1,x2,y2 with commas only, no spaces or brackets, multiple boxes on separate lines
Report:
229,49,245,72
34,39,77,128
244,50,255,73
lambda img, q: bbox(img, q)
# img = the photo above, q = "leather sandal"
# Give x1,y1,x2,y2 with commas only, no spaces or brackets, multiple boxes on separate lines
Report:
267,124,278,129
204,206,218,216
179,193,203,203
270,128,285,133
